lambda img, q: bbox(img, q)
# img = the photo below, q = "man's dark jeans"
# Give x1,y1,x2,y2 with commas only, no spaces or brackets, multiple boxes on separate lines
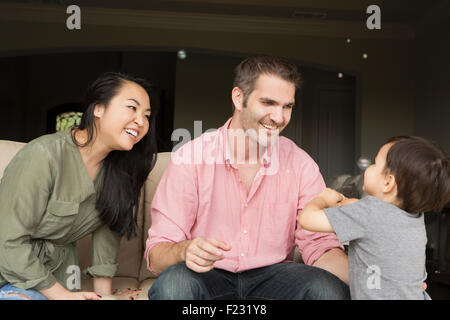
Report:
148,262,350,300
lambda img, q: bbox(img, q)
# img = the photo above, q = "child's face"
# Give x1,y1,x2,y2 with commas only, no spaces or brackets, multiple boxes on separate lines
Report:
363,143,393,197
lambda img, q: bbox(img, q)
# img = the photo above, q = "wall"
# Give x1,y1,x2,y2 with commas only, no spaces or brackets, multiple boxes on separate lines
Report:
0,51,177,151
0,17,427,159
414,17,450,153
173,53,241,139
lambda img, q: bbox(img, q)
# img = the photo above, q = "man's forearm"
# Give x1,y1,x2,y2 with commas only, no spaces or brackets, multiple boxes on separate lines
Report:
312,248,349,285
149,240,191,276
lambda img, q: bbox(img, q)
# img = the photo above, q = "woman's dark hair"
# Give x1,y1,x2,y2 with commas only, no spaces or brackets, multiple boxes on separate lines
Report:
384,136,450,214
73,72,159,239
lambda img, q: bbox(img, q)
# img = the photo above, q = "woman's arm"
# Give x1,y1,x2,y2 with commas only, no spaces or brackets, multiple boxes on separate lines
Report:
39,282,101,300
93,277,112,295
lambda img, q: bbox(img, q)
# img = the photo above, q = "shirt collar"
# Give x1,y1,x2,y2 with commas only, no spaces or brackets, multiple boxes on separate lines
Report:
220,117,275,169
221,117,233,168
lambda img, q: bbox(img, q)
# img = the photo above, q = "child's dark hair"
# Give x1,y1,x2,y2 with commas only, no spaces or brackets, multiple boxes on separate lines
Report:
383,136,449,214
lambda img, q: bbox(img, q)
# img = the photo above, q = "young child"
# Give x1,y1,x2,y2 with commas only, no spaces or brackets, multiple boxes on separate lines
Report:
299,136,450,300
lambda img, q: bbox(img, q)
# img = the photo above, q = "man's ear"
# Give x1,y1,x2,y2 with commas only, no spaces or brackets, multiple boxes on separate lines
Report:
93,104,105,118
231,87,244,111
383,174,397,194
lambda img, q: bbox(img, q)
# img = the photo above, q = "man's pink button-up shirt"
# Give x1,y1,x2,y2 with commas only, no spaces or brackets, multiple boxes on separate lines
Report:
145,118,343,273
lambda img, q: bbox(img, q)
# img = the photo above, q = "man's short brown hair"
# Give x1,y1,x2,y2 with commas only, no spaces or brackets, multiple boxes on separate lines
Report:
232,55,302,110
384,136,450,213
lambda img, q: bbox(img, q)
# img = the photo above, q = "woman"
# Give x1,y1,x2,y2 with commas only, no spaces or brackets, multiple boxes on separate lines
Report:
0,72,158,300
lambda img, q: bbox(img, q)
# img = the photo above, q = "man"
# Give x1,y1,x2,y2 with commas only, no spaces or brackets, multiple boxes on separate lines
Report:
145,55,350,299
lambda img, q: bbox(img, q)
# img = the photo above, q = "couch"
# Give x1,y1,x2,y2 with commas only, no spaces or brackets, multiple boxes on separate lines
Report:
1,138,308,300
0,138,172,300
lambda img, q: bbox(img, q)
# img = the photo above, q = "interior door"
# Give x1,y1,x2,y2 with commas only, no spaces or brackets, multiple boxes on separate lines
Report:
315,84,356,182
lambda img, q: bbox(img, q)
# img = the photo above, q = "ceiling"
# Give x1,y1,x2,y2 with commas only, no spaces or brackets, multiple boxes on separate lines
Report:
0,0,439,23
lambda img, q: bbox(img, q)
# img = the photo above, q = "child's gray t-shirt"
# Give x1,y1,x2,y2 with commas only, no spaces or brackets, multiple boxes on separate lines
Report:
324,196,429,300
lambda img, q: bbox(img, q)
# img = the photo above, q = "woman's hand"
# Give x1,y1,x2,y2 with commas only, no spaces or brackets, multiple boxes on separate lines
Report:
58,291,102,300
39,281,101,300
107,288,142,300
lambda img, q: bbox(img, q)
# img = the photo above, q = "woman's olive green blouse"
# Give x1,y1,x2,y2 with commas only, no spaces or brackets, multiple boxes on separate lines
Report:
0,130,120,291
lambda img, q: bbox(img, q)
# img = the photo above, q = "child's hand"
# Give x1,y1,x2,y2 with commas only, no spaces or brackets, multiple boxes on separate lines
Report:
318,188,345,207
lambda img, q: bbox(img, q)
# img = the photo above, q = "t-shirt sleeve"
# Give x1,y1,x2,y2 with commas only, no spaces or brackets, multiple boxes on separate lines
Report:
324,197,373,243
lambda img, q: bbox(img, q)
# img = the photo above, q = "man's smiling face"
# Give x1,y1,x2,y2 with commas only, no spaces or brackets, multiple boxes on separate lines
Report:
239,73,295,147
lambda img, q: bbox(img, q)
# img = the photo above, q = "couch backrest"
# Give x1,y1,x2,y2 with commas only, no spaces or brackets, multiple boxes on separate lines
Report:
139,152,171,281
0,140,25,179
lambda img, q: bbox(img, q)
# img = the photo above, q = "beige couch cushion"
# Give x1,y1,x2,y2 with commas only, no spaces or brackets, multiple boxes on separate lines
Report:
115,188,146,278
135,278,157,300
139,152,172,281
0,140,25,178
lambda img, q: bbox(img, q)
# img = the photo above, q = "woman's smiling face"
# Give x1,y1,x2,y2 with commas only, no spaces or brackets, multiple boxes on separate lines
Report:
94,80,151,151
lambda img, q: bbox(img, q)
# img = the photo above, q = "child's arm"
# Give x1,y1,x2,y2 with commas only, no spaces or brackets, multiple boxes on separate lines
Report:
298,188,348,233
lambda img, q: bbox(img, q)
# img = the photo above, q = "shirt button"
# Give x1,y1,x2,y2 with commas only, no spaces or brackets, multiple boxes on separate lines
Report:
243,229,248,234
241,253,245,257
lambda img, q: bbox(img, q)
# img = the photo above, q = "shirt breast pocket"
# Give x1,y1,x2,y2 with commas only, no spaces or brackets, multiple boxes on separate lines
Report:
263,202,297,248
37,200,80,239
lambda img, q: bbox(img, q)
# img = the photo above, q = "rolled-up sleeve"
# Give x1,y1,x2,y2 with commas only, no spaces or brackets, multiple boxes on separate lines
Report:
144,157,198,273
83,224,120,278
295,160,344,266
0,143,57,291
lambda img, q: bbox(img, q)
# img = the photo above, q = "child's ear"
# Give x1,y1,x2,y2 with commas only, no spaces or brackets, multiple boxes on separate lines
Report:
383,174,397,194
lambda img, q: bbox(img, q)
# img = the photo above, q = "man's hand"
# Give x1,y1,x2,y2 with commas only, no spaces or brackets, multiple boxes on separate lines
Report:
318,188,345,208
184,237,231,273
